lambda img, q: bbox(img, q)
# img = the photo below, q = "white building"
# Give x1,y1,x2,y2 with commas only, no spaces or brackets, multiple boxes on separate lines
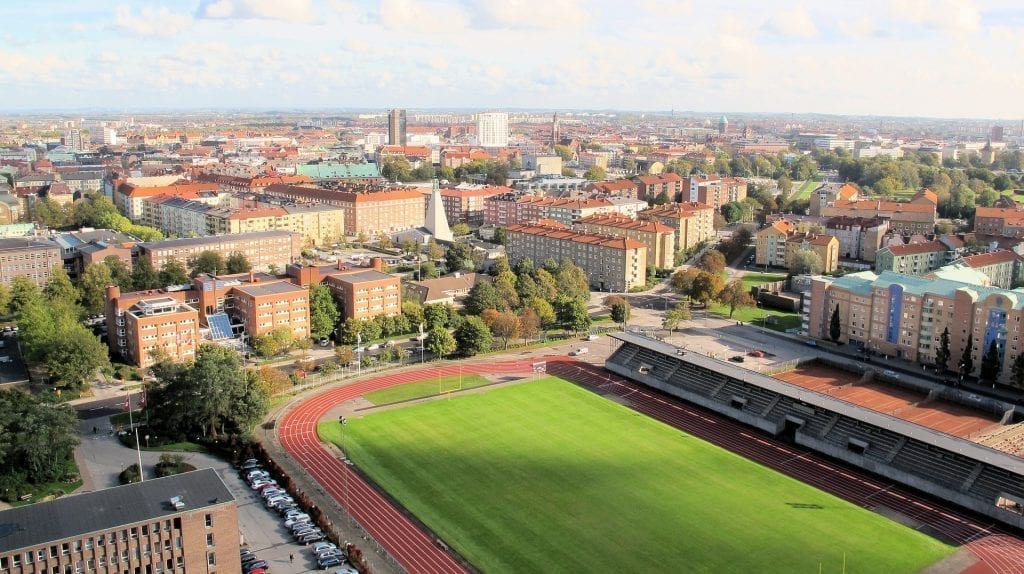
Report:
477,112,509,148
102,127,119,146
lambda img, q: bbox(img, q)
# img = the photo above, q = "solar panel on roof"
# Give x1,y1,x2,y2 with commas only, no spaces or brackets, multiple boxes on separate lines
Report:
207,313,233,340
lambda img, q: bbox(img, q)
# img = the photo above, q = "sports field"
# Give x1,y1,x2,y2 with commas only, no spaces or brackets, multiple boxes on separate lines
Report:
361,374,491,405
321,377,953,573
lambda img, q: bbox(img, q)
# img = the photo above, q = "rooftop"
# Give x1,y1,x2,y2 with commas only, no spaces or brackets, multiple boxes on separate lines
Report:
231,280,308,297
0,469,234,554
327,270,395,284
140,230,300,250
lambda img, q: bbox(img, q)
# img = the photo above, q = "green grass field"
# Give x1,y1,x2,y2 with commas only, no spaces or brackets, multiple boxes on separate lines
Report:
320,378,953,573
741,272,788,290
362,374,492,405
792,178,820,200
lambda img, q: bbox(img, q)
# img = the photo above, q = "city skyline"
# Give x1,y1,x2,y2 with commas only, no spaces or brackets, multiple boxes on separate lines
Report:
2,0,1022,119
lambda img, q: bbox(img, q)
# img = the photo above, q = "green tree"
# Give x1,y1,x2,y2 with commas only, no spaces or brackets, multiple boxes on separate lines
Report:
80,262,114,313
451,223,471,237
777,175,793,195
493,227,508,245
381,156,414,182
527,297,556,332
445,241,475,272
959,334,974,379
464,280,502,315
425,325,456,359
309,284,340,340
980,340,1001,383
488,310,522,349
33,198,70,228
829,304,842,342
159,258,189,286
556,258,590,300
719,279,754,318
427,239,445,260
188,251,226,276
690,271,724,307
103,256,133,291
791,250,824,275
610,301,630,325
131,257,161,290
653,190,671,205
583,165,607,181
555,296,591,334
554,145,573,162
0,283,11,316
455,315,492,357
8,276,40,314
45,327,111,390
662,301,691,333
43,266,79,305
225,251,252,274
0,390,79,488
936,326,951,373
424,303,455,330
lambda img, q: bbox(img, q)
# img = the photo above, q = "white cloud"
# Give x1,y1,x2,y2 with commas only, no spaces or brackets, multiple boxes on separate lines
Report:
838,15,883,38
346,38,370,53
113,4,192,38
892,0,980,34
639,0,692,18
469,0,589,30
379,0,467,33
762,6,818,38
196,0,318,24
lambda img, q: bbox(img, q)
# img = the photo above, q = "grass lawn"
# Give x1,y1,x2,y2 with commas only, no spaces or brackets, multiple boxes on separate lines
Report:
320,378,953,574
792,177,820,200
708,302,801,332
362,374,492,405
741,272,788,290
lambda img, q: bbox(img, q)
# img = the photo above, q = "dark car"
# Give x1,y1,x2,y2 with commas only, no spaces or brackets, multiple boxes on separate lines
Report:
728,355,745,363
242,560,268,573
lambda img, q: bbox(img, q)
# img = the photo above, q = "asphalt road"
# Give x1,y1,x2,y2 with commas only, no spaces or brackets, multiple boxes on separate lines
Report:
74,393,141,419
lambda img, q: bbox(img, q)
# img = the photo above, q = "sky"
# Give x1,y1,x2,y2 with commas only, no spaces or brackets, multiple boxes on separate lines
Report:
2,0,1023,118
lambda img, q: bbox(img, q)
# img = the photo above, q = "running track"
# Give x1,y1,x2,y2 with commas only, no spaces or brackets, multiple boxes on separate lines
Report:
279,357,1024,574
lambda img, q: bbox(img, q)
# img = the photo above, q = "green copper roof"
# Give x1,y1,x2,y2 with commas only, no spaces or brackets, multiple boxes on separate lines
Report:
296,162,381,179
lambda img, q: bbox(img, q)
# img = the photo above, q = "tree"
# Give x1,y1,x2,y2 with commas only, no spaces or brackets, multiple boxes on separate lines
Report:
445,241,475,272
455,315,492,356
583,165,607,181
159,258,189,286
554,145,573,162
561,167,576,177
43,266,79,305
418,261,436,280
381,156,413,182
493,226,507,245
959,334,974,379
829,304,842,342
556,258,590,300
102,256,133,291
0,390,79,489
690,272,724,307
492,272,519,309
662,301,692,333
0,283,11,316
610,301,630,325
777,175,793,195
252,328,294,358
8,276,40,314
719,279,754,318
426,239,445,260
527,297,556,333
464,280,502,315
226,251,252,274
80,262,114,313
1010,353,1024,389
936,326,951,373
697,250,727,276
653,190,671,205
309,284,340,340
45,327,111,390
791,250,824,275
555,296,591,334
451,223,471,237
424,303,453,330
131,257,161,290
980,340,1001,383
189,251,226,276
518,308,540,342
426,325,456,359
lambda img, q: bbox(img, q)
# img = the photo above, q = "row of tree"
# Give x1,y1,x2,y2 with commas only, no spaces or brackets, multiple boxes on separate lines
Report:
34,192,164,241
0,390,79,500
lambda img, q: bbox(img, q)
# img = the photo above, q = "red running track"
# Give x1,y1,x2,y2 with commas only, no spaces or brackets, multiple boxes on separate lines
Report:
279,359,540,574
545,359,1024,574
280,357,1024,573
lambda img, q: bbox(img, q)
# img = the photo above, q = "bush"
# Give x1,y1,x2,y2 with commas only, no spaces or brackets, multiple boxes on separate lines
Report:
154,454,195,478
119,464,141,484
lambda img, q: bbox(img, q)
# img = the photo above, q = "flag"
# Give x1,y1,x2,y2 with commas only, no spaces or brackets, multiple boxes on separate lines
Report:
122,393,131,412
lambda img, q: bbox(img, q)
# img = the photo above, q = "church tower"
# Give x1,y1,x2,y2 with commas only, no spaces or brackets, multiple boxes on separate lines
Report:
425,178,453,242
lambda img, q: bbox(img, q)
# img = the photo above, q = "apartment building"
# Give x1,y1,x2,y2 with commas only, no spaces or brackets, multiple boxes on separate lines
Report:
807,271,1024,383
143,198,344,246
755,220,794,268
574,213,675,269
785,233,839,273
0,239,62,287
482,192,525,227
107,288,200,368
632,173,683,202
639,202,715,253
0,469,239,574
437,186,510,226
684,176,748,210
261,184,424,236
114,182,221,222
585,179,639,198
323,266,402,321
949,250,1024,289
810,182,859,216
975,205,1024,237
229,280,310,339
825,216,889,262
505,223,648,293
875,240,952,276
820,188,937,235
139,231,303,274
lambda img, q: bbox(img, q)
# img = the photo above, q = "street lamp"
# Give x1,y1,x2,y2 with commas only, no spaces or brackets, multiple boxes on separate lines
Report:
338,416,349,524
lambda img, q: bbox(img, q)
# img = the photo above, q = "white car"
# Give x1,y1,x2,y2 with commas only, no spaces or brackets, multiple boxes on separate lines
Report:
367,343,380,351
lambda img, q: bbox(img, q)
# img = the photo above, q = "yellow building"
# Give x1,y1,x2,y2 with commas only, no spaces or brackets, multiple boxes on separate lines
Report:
784,233,839,273
574,213,675,269
639,202,715,253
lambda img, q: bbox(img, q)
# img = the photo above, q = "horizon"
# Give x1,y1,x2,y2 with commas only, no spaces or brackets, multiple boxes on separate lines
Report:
3,1,1022,119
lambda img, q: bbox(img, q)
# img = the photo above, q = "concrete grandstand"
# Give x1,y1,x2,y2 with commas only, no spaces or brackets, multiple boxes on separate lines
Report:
606,332,1024,529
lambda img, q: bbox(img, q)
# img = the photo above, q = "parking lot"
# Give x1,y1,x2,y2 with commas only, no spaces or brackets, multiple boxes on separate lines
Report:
73,406,393,574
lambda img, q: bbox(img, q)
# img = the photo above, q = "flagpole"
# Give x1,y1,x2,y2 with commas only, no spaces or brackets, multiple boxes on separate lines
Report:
126,391,144,482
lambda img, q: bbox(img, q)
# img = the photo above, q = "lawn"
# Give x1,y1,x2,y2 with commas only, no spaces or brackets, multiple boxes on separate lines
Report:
708,302,801,332
320,378,953,574
361,374,492,405
792,177,820,200
741,272,788,290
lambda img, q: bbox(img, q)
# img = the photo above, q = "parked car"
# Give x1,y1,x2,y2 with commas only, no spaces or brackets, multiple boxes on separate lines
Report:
728,355,745,363
242,560,267,573
569,347,589,356
747,350,765,358
300,532,326,544
354,346,366,354
367,343,380,351
882,369,900,379
319,338,330,347
311,542,338,554
587,334,600,341
804,340,818,347
318,556,344,568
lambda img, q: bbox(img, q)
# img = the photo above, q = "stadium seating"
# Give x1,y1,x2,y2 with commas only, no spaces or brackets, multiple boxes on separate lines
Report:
890,440,978,491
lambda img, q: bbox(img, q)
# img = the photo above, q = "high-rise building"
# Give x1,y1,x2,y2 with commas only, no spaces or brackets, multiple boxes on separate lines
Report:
551,112,560,150
477,112,509,148
991,125,1004,142
102,127,119,146
388,109,407,146
63,128,85,151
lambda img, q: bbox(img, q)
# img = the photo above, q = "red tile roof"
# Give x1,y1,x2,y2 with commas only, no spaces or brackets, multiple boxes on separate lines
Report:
884,240,947,256
576,213,673,234
958,250,1022,268
507,223,647,250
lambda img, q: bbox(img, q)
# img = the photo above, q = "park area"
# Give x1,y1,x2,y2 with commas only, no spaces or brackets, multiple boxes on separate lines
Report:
321,377,953,573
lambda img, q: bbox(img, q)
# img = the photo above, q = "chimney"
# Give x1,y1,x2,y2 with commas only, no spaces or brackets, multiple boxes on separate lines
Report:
105,285,120,301
371,257,383,271
249,270,255,283
338,259,344,271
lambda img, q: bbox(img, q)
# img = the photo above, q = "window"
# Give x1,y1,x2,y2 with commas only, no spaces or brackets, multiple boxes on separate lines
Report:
206,533,214,547
207,552,216,566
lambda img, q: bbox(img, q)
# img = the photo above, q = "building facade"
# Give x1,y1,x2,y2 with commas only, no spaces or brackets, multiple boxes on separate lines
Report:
139,231,303,274
755,220,794,268
820,189,937,236
633,174,683,202
875,240,952,276
388,108,407,146
323,268,402,321
261,185,423,236
0,239,62,287
477,112,509,148
229,280,310,339
574,213,675,269
785,233,839,273
806,271,1024,384
0,469,239,574
639,202,715,253
505,223,647,293
685,176,748,210
975,206,1024,237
